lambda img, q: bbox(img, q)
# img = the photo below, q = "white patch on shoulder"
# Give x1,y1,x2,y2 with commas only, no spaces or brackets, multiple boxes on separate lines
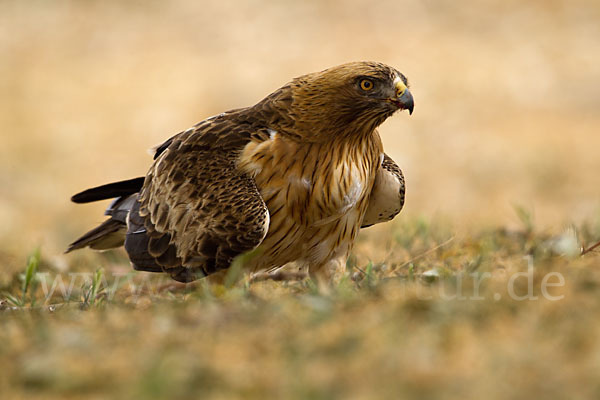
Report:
267,129,277,140
379,153,384,166
147,146,158,157
206,112,225,121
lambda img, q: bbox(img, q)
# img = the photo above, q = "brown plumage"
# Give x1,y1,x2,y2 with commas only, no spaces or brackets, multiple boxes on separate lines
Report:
67,61,414,285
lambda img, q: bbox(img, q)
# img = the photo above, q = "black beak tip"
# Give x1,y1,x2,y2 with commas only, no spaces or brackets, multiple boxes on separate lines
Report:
399,89,414,115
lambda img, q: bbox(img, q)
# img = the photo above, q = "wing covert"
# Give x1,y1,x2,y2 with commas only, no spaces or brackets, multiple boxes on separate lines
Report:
126,115,270,282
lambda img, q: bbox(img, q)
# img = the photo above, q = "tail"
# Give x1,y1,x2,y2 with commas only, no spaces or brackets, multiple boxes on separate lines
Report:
71,177,144,203
66,178,144,253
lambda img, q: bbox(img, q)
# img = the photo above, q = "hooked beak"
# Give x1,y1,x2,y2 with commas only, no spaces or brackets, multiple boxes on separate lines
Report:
390,80,414,115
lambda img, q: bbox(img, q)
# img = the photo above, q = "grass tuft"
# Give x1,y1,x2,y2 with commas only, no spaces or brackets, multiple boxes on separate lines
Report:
81,268,105,309
4,248,41,308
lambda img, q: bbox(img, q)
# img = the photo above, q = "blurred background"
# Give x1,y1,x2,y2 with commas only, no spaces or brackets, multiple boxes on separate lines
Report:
1,0,599,269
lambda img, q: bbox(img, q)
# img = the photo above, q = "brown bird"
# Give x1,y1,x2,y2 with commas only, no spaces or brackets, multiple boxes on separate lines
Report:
67,61,414,286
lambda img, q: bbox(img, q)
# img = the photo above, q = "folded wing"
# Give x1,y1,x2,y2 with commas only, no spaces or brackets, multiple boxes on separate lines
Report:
361,153,405,228
126,115,270,282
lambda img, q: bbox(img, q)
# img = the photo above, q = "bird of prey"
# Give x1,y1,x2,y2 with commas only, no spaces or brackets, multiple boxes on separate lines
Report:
67,61,414,285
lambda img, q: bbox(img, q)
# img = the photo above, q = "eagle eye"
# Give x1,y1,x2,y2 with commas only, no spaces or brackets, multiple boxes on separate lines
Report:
359,79,374,91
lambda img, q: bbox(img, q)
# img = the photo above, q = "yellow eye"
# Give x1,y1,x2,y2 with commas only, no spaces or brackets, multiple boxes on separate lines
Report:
360,79,374,91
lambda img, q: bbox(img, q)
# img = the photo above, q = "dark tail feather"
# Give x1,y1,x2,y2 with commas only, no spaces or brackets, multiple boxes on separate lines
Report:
67,192,138,254
71,177,144,203
65,219,126,253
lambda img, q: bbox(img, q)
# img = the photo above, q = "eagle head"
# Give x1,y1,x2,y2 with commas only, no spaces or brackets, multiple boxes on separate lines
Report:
286,61,413,141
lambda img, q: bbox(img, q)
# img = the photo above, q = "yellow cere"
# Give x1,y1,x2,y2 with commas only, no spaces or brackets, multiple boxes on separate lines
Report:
394,79,407,97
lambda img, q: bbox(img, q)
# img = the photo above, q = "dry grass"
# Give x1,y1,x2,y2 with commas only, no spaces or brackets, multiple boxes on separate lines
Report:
1,0,600,398
2,218,600,399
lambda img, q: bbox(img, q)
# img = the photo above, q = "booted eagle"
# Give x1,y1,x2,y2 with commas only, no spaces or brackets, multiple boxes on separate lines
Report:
67,61,414,284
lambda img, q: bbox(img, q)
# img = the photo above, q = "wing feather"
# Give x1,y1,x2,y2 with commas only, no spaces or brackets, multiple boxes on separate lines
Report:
361,153,405,228
125,112,270,281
